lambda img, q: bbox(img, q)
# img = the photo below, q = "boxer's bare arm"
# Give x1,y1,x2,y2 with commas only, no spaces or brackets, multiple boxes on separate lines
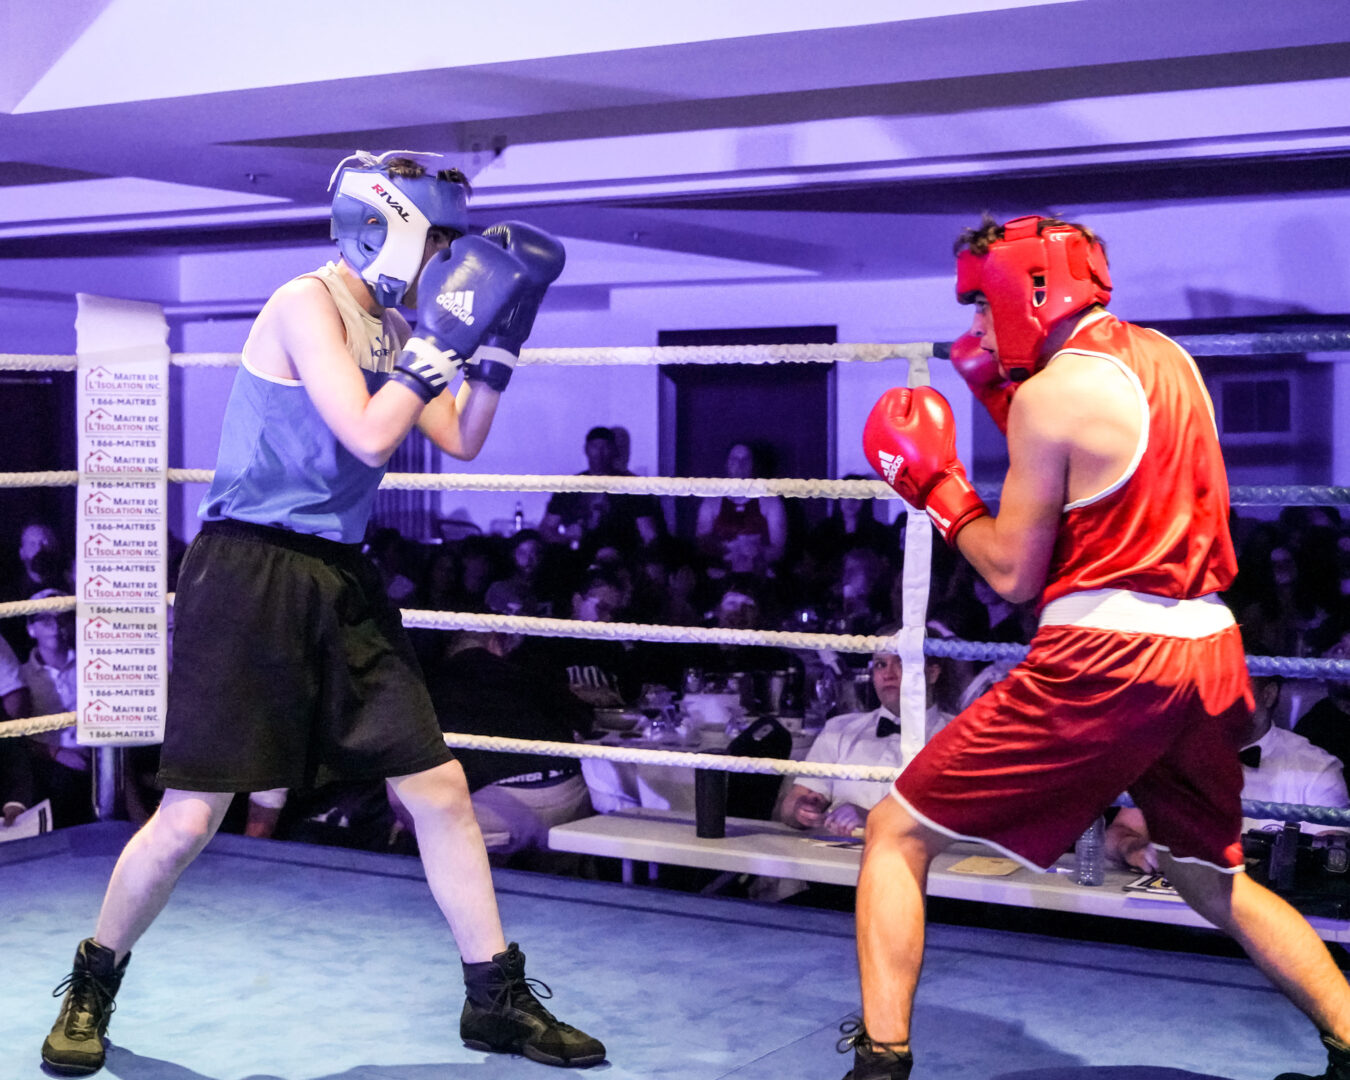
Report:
258,278,425,467
956,352,1140,603
417,380,501,461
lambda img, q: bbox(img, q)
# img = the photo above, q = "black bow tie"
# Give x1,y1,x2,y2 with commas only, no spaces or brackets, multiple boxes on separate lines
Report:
1239,745,1261,769
876,716,902,738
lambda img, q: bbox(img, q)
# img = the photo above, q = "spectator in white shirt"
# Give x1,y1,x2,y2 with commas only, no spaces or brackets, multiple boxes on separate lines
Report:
20,590,76,716
18,590,91,826
779,625,954,838
1107,675,1350,873
0,634,35,826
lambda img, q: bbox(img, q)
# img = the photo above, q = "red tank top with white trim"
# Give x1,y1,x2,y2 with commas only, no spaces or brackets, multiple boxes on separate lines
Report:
1038,312,1237,610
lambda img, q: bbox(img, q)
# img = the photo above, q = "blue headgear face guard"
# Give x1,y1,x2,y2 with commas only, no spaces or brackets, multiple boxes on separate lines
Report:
329,150,469,308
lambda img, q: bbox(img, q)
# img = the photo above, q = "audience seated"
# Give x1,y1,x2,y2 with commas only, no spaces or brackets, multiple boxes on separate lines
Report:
457,534,505,612
364,526,422,604
514,567,636,712
625,538,702,626
502,529,554,616
7,521,70,598
639,576,805,709
828,547,894,637
1294,629,1350,791
540,426,663,553
1234,526,1342,659
273,779,410,853
805,474,896,564
1106,675,1350,873
15,591,92,828
2,521,71,655
425,628,593,857
779,622,953,839
695,442,788,576
0,633,35,827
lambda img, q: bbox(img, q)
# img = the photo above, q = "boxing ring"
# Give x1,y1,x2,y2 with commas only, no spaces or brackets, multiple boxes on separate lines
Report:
0,819,1326,1079
4,326,1350,1078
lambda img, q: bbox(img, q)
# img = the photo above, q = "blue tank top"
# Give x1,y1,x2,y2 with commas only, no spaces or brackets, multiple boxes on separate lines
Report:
199,263,410,544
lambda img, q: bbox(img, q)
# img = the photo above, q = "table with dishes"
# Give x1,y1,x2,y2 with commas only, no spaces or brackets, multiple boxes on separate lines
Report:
579,690,817,814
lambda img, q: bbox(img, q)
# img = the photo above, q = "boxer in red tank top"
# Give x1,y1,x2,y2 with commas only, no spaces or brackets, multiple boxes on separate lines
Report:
840,215,1350,1080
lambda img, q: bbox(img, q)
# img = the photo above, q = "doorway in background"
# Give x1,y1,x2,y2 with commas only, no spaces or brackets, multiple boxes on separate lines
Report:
658,325,836,549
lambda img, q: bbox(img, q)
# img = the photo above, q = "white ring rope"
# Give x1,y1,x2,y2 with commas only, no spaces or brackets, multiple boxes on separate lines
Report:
0,469,901,501
160,469,896,499
371,474,899,499
2,715,1337,826
0,594,885,654
6,471,1344,512
0,343,933,373
0,713,894,782
440,732,900,782
0,712,76,738
400,609,884,652
513,343,933,366
0,355,77,371
0,594,78,619
0,471,80,488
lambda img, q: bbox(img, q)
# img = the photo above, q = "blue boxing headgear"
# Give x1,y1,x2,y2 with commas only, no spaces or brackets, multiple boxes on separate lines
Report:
329,150,470,308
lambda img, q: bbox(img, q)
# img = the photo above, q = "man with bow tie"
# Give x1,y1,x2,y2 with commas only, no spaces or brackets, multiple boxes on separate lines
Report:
1106,675,1350,874
779,623,953,838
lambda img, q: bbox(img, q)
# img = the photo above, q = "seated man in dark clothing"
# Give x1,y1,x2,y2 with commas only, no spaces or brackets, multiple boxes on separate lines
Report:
515,567,638,712
539,426,663,555
1,522,71,656
427,628,594,855
805,475,896,564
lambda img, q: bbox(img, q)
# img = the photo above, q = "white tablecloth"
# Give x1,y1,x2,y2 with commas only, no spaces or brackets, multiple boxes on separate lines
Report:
580,726,816,814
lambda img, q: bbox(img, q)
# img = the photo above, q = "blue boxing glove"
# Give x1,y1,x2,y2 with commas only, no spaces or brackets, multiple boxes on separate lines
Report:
463,221,565,392
390,235,528,404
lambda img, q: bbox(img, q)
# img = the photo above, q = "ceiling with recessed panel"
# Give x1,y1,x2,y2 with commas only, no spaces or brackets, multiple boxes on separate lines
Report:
0,0,1347,299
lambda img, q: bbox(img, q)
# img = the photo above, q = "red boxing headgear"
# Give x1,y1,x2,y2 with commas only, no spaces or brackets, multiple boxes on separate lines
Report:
955,215,1112,381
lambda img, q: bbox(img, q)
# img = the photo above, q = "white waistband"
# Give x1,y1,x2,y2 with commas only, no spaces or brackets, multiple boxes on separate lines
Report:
1039,589,1235,638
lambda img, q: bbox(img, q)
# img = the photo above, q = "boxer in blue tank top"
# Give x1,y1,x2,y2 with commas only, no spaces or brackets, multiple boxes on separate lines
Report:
42,152,605,1075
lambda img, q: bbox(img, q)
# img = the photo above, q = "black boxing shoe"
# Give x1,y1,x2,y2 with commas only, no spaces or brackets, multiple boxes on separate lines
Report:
460,943,605,1067
838,1017,913,1080
1276,1034,1350,1080
41,939,130,1076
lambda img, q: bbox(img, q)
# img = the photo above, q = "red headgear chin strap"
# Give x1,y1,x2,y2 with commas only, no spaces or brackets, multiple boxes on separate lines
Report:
955,215,1112,382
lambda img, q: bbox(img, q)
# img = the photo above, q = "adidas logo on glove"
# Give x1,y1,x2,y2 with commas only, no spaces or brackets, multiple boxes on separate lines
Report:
436,289,476,325
927,507,953,531
877,449,904,486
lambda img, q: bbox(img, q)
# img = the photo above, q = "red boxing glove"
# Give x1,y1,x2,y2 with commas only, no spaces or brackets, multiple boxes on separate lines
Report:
863,385,990,547
949,332,1016,435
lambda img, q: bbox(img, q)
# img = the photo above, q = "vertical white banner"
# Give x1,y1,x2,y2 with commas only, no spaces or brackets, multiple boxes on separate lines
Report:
74,294,169,746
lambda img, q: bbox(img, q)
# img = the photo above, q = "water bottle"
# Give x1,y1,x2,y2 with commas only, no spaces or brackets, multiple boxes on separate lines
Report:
513,501,524,533
1074,814,1106,886
682,667,705,695
807,665,838,730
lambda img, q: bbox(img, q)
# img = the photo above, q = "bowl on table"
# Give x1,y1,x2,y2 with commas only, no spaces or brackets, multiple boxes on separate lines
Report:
593,707,642,732
680,692,744,731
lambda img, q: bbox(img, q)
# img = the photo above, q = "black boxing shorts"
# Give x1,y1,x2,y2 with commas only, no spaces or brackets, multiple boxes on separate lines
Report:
157,520,454,793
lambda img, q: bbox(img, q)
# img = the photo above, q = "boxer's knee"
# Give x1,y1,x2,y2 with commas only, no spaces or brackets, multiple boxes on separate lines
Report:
146,789,230,864
390,759,476,827
865,793,949,860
